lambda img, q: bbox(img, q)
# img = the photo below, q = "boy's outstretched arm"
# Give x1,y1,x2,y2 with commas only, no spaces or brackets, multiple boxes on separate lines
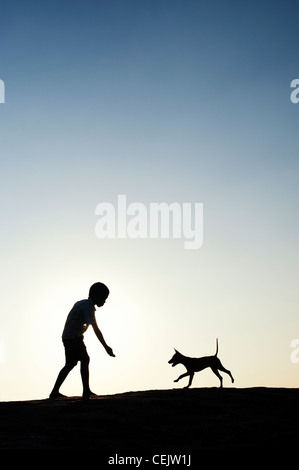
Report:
92,323,115,357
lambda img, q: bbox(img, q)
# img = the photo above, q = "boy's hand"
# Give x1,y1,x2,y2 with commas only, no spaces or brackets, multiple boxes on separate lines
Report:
105,346,115,357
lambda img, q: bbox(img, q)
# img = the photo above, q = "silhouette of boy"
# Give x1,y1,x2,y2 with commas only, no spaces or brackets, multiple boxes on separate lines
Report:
49,282,115,399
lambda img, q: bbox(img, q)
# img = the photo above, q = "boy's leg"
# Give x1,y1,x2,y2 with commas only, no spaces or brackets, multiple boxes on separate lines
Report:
50,362,76,398
49,338,78,398
49,337,96,399
81,356,92,397
80,353,96,398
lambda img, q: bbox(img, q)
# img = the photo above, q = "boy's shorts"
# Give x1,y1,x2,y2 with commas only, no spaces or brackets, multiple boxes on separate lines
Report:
63,336,89,364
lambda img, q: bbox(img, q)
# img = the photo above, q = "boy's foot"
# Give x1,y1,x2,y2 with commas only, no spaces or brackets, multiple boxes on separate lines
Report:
82,391,97,399
49,392,67,399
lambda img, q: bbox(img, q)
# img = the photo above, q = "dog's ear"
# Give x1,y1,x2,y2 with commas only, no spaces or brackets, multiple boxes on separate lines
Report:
174,348,178,353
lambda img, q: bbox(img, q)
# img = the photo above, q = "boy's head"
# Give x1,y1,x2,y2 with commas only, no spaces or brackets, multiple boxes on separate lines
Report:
89,282,110,307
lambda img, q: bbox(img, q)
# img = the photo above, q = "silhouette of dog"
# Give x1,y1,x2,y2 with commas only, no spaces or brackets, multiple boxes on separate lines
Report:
168,339,234,388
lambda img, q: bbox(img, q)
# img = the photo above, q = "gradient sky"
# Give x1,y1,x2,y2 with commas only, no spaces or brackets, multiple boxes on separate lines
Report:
0,0,299,401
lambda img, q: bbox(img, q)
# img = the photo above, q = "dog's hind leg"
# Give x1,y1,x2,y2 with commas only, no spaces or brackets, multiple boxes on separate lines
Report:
218,363,234,383
210,367,223,388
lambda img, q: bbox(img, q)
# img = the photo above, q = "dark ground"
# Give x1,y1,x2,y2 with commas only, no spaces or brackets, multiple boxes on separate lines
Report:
1,387,299,461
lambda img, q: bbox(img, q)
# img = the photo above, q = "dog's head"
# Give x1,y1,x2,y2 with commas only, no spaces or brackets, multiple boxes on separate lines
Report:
168,349,183,367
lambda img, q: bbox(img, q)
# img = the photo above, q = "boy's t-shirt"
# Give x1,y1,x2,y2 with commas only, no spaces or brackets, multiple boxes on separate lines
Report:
62,298,96,339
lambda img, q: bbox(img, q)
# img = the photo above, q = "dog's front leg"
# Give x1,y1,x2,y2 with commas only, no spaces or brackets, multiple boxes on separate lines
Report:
174,372,189,383
184,372,194,388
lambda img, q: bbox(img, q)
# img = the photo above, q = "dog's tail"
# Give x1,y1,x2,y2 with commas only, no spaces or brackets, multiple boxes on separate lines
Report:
215,338,219,356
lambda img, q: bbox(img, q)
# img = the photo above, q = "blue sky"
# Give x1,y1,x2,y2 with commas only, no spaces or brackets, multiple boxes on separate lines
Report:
0,0,299,400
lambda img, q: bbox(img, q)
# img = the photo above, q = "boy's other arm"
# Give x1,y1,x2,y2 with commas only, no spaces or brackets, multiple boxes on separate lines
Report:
92,323,115,357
